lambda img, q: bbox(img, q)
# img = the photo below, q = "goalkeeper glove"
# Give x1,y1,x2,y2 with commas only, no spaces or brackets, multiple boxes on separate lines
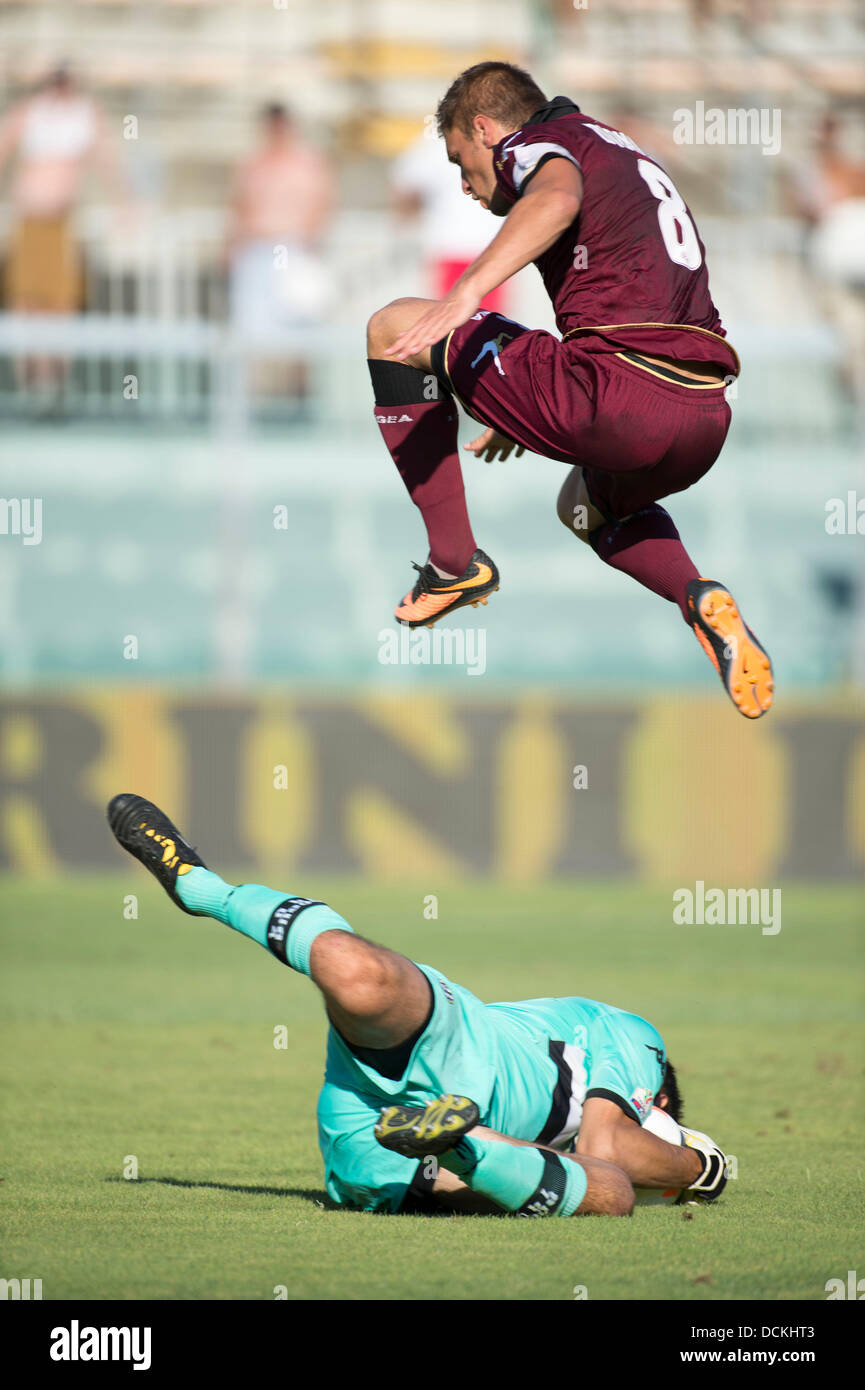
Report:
681,1125,729,1201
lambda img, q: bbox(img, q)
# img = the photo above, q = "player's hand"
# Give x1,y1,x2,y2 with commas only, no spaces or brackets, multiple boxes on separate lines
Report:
465,427,525,463
384,284,481,362
681,1126,729,1202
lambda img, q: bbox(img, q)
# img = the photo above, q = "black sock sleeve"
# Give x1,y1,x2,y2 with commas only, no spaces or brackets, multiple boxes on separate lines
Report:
367,359,449,404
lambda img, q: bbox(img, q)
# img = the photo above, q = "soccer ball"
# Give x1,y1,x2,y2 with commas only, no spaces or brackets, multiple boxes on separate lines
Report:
633,1105,686,1206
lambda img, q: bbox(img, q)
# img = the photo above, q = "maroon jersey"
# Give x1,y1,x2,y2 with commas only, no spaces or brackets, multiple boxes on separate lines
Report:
492,98,739,375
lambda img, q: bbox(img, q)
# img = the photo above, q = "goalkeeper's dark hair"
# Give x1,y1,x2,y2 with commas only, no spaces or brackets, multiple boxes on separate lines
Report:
436,62,547,138
661,1061,683,1123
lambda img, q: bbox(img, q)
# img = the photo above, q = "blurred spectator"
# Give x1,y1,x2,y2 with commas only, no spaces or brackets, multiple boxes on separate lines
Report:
792,114,865,225
391,131,509,313
789,113,865,409
0,64,125,404
226,103,334,338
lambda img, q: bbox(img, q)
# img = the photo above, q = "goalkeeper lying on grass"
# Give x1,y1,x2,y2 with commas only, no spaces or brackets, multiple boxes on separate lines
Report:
108,793,729,1219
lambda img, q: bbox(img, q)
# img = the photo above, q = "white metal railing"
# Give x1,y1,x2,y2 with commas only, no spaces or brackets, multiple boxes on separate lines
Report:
0,206,849,430
0,204,425,424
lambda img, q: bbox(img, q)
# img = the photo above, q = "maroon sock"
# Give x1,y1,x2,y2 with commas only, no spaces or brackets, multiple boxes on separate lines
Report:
589,504,699,622
370,360,475,576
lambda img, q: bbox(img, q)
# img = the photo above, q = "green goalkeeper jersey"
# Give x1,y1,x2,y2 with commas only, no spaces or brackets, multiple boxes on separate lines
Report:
317,961,667,1212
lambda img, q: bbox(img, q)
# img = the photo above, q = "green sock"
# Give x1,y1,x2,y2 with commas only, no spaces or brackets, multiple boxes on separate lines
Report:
441,1134,586,1217
175,866,353,973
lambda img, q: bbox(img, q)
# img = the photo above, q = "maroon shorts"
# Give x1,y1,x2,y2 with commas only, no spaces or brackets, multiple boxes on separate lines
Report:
432,311,732,520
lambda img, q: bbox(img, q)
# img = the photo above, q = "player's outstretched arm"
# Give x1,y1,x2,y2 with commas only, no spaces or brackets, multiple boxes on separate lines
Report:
577,1096,701,1189
453,157,583,304
384,158,582,362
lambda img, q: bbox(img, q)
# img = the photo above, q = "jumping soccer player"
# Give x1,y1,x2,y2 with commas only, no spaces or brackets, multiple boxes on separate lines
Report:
108,793,729,1218
368,62,773,718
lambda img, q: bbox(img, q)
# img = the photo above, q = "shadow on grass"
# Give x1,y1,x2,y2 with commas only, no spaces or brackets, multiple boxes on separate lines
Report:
105,1174,336,1207
104,1173,463,1216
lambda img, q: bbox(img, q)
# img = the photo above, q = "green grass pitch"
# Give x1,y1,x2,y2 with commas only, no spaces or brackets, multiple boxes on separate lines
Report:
1,876,862,1301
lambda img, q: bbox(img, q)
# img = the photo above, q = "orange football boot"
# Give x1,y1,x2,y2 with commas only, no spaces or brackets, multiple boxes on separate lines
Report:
395,548,500,628
686,578,774,718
